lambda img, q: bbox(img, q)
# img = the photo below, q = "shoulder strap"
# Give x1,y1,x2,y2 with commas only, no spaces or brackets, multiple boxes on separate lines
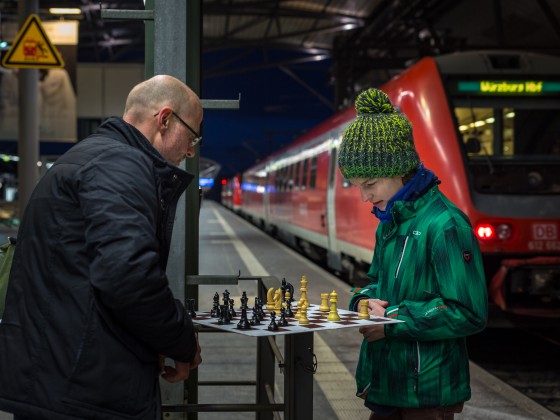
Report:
0,237,16,318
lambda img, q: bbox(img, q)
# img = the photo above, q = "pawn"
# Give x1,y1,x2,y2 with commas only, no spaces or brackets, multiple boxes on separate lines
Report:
250,306,261,325
284,293,294,318
268,311,279,331
319,293,330,312
186,298,197,318
358,299,370,319
298,303,310,325
286,282,295,306
278,307,289,327
294,304,301,319
218,305,230,325
229,298,237,318
257,298,266,320
327,290,341,322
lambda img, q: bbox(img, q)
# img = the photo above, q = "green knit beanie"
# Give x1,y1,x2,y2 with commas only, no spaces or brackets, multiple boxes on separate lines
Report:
338,88,420,179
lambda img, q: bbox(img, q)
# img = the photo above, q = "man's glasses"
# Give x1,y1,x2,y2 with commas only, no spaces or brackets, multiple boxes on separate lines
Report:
154,111,202,147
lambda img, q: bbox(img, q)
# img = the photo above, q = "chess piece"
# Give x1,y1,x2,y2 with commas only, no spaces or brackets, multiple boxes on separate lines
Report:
186,298,197,318
293,303,301,319
286,282,295,306
250,306,261,325
223,290,231,312
266,287,275,307
268,311,279,331
218,305,231,324
229,298,237,318
256,297,266,320
327,290,341,322
274,288,282,310
284,292,294,317
358,299,370,319
278,307,289,326
319,293,330,312
237,293,251,330
210,292,220,318
281,278,287,302
298,275,309,308
298,303,309,324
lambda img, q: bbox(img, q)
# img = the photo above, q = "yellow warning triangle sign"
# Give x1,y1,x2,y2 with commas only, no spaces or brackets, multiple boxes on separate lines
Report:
2,14,65,69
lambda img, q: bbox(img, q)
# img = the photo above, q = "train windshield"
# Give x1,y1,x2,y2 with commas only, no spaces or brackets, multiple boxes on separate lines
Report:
452,99,560,194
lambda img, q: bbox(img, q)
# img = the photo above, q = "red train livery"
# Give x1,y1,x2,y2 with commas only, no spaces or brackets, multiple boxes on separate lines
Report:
222,51,560,318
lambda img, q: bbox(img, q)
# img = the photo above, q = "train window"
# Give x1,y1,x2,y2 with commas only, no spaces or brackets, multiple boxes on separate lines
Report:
454,103,560,194
287,164,295,191
276,168,283,192
301,159,309,190
280,166,287,192
309,156,318,190
456,106,560,158
294,161,301,190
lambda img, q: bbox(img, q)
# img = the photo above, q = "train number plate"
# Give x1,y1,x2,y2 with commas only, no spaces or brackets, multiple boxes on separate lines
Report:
531,223,558,240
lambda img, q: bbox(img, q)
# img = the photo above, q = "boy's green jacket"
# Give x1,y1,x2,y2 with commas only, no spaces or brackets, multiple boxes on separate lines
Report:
350,185,488,408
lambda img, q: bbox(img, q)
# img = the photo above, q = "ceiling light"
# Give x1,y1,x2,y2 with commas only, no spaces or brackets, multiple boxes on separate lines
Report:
49,8,82,15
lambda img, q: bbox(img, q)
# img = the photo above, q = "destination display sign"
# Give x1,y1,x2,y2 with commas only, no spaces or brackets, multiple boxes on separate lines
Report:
457,80,560,95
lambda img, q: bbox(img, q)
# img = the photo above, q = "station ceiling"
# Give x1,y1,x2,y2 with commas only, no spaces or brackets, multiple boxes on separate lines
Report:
2,0,559,109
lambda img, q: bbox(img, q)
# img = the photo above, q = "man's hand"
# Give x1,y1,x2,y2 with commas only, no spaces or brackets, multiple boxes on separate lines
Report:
160,360,192,383
159,338,202,383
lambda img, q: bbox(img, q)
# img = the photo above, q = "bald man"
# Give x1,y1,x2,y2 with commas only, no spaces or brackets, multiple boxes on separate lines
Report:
0,75,203,420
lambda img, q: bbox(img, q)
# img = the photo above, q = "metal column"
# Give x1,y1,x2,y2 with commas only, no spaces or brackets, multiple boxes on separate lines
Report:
17,0,39,216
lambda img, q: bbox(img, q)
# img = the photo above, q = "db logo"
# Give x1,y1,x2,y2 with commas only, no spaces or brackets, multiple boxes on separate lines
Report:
532,223,558,240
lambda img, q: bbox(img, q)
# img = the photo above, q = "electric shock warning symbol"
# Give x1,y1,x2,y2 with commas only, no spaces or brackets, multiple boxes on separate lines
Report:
2,14,64,69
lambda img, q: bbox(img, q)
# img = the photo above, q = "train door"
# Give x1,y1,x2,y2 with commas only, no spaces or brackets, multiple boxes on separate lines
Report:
325,144,341,272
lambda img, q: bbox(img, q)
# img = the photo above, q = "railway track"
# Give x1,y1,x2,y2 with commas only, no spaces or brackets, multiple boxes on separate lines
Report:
467,325,560,416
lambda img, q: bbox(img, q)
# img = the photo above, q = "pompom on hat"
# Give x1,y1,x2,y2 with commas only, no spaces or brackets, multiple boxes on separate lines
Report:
338,88,420,179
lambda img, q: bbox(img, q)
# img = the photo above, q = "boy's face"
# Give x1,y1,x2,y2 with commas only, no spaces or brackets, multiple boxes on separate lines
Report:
348,176,404,211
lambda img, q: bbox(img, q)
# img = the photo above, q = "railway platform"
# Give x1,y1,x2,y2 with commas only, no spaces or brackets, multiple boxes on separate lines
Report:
0,199,558,420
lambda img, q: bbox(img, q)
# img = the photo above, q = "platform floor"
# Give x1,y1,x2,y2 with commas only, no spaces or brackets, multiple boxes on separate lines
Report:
1,199,558,420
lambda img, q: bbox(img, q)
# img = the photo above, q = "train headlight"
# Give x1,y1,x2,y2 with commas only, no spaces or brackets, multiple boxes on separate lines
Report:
496,224,512,240
476,224,495,240
475,222,513,241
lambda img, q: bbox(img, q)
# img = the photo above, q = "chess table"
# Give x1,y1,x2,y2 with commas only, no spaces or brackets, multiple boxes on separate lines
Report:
182,275,402,420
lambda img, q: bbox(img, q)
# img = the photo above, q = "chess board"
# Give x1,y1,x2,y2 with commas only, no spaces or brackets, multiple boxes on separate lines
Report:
192,304,404,337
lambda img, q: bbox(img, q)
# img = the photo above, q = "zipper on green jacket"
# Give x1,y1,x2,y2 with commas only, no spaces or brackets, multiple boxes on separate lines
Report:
394,236,409,278
414,341,421,393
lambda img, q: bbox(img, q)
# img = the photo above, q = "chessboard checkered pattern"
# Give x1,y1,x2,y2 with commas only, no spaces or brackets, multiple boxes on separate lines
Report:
192,304,403,337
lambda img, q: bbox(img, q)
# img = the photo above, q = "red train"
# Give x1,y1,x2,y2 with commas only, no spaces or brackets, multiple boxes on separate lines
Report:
222,51,560,318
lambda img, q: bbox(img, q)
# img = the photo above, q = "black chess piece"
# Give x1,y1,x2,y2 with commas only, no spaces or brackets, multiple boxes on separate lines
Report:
281,278,287,302
286,282,295,305
237,302,251,330
278,307,289,326
210,292,220,318
250,306,261,325
285,298,294,318
228,298,237,318
218,305,230,325
267,311,279,331
256,297,266,320
186,298,197,318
